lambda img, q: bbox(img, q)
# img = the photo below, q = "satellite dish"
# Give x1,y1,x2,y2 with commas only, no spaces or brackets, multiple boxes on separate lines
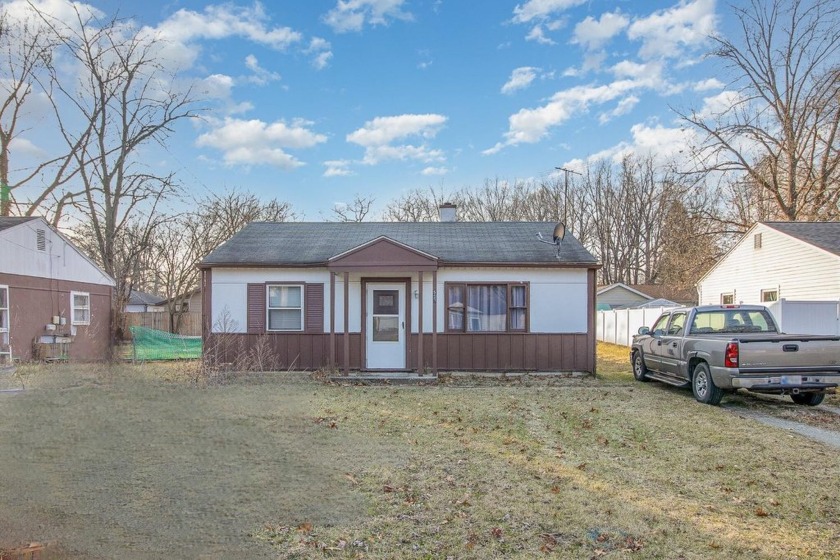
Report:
552,222,566,244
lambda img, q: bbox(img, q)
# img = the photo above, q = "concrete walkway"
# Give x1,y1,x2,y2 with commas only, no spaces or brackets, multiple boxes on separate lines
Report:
724,405,840,449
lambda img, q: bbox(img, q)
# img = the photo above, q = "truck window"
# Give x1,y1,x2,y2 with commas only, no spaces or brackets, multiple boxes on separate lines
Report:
651,314,670,335
690,310,777,334
667,312,687,336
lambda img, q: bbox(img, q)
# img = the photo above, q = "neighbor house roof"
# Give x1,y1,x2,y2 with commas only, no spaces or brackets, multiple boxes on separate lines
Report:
201,222,599,267
764,221,840,257
128,290,166,306
0,216,38,232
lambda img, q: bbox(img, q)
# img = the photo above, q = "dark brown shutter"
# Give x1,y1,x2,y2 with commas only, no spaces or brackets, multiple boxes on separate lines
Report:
247,283,266,333
305,283,324,333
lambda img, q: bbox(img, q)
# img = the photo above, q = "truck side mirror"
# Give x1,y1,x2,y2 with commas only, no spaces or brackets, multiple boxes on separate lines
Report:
638,326,650,335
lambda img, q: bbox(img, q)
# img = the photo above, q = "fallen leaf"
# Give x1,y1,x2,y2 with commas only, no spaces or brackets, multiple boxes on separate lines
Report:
491,527,503,540
297,522,313,533
755,507,769,517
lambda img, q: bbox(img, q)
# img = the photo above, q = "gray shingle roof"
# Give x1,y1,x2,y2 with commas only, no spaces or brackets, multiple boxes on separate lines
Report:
201,222,598,266
765,221,840,257
0,216,38,232
128,290,166,306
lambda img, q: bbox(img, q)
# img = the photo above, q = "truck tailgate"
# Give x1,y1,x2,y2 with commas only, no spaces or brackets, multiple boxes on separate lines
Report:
739,336,840,371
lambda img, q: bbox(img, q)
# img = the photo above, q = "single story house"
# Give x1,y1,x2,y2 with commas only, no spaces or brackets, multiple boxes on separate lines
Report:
126,290,166,312
698,221,840,305
597,282,696,309
199,215,600,373
0,217,115,363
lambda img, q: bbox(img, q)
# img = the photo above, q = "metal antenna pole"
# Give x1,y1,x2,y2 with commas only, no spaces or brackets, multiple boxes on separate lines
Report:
554,167,581,225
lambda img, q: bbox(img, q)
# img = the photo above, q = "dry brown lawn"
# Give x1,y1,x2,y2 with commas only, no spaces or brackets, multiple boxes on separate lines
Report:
0,347,838,559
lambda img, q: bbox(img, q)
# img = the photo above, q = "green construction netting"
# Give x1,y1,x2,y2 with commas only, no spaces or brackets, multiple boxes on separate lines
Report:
129,326,202,361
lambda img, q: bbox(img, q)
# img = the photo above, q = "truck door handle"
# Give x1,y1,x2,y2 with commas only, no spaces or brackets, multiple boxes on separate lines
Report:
783,344,798,352
672,342,678,347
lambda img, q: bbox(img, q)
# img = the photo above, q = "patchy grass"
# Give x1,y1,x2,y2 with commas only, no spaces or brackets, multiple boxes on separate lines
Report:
1,353,839,559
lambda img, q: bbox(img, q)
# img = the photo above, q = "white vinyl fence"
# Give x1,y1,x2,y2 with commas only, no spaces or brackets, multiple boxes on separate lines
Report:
597,306,676,347
598,299,840,347
767,299,840,336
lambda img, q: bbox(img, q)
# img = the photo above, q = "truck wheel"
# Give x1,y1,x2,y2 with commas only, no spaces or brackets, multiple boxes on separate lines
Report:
790,393,825,406
692,363,723,405
632,351,649,382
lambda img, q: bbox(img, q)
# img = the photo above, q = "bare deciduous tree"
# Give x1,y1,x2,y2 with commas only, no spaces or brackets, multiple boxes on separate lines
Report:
329,193,375,222
680,0,840,225
148,189,294,334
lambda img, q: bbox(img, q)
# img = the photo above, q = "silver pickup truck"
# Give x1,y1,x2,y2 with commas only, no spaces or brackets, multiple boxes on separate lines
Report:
630,305,840,405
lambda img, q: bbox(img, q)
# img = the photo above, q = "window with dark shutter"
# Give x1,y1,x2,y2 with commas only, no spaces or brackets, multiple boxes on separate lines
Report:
305,283,324,333
247,283,266,333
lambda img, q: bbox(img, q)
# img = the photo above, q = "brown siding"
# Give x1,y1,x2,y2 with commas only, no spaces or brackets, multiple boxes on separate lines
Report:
247,284,266,333
0,272,112,362
207,332,594,373
410,333,594,373
204,333,362,370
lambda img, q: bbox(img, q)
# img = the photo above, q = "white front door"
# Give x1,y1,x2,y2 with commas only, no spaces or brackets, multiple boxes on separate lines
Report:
366,283,406,369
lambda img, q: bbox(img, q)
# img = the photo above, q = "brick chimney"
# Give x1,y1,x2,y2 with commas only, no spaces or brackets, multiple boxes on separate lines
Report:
438,202,457,222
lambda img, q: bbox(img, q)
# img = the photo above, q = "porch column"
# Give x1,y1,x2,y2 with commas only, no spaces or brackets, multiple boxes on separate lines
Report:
329,272,336,369
418,271,424,372
432,270,438,374
343,271,350,374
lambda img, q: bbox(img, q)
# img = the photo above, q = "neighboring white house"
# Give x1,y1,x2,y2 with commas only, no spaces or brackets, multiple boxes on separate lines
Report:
698,222,840,305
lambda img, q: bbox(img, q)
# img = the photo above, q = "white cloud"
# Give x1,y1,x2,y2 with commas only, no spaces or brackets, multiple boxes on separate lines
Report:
572,11,629,51
696,90,743,119
9,137,47,158
347,114,447,165
306,37,333,70
628,0,716,60
694,77,724,91
525,24,556,45
484,80,641,154
135,3,303,72
501,67,540,95
196,117,326,169
324,160,354,177
244,54,281,85
421,166,448,176
512,0,587,24
323,0,413,33
598,95,639,124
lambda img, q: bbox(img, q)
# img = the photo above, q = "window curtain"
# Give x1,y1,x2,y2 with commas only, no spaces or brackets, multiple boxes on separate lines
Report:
467,285,507,332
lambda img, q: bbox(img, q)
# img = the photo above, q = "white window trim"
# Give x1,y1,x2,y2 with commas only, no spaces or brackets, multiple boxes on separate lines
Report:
760,288,778,303
266,284,304,332
0,285,9,332
71,291,91,326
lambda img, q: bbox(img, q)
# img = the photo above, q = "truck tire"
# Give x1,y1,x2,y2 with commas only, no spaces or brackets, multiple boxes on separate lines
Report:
790,393,825,406
632,351,650,382
692,362,723,405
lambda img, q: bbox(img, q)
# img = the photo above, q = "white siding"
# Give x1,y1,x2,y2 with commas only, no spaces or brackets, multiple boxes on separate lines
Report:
699,223,840,305
210,266,590,334
0,218,114,286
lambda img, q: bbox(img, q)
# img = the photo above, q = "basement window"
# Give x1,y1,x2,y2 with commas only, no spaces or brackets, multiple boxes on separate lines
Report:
720,293,735,305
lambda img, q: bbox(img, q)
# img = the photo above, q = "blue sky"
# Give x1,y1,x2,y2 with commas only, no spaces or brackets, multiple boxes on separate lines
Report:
9,0,734,218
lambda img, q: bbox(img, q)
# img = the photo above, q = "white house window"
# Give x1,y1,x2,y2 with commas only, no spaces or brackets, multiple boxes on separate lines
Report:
721,293,735,305
0,285,9,333
761,289,778,303
267,285,303,331
446,283,529,333
71,291,91,325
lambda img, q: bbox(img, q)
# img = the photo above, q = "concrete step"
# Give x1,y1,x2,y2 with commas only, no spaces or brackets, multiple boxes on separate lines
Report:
328,372,438,385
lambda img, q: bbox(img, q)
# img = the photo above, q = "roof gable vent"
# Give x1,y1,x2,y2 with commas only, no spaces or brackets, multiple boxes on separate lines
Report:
36,229,46,251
